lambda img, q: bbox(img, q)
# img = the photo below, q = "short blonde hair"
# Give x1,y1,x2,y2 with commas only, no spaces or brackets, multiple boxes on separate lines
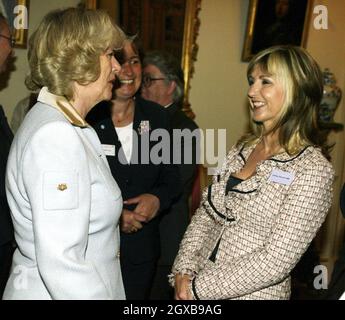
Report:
26,8,125,99
241,45,326,156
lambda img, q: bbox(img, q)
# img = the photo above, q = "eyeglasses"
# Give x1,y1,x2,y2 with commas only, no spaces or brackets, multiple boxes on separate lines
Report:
0,34,15,47
142,74,166,88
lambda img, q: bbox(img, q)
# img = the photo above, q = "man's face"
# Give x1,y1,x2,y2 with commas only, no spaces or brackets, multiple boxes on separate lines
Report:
141,64,173,106
0,19,13,73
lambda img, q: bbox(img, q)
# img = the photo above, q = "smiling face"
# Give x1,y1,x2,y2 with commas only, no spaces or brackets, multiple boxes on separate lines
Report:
141,64,174,106
247,65,286,132
114,41,142,101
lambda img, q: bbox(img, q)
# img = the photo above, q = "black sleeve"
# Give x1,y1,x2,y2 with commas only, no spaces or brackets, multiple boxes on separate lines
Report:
340,183,345,218
170,110,199,201
149,109,182,212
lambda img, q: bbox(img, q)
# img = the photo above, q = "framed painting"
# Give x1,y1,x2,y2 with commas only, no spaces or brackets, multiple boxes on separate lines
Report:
0,0,29,48
242,0,312,61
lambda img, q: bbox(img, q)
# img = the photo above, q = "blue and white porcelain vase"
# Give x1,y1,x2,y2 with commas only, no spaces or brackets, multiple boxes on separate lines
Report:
319,68,342,123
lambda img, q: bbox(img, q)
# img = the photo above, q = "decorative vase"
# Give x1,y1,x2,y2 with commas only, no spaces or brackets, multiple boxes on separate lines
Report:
319,68,342,123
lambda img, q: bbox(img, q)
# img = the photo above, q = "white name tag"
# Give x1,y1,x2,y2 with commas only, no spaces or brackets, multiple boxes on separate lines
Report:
102,144,116,157
269,169,295,186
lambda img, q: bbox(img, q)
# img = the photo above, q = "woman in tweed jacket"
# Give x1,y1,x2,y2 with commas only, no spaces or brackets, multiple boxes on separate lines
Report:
171,46,334,300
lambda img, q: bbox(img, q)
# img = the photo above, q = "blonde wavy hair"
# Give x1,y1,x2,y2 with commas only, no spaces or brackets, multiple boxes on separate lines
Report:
239,45,328,156
25,7,125,99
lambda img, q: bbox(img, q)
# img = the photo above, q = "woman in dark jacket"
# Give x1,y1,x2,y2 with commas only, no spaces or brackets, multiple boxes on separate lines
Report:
92,39,180,299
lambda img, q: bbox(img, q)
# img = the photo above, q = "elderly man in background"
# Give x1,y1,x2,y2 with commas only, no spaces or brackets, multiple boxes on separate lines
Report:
141,51,199,299
0,12,14,298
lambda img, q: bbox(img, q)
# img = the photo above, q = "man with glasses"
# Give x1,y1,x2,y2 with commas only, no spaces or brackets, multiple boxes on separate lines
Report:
142,51,199,299
0,12,14,298
0,33,14,47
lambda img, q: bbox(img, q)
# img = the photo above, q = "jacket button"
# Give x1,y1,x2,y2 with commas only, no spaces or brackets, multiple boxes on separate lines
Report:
57,184,67,191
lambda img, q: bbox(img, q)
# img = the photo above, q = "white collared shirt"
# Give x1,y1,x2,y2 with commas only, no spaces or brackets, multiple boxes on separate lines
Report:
115,122,133,163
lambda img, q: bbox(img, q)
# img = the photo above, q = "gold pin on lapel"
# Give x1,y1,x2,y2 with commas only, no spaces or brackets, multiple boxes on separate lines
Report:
57,184,68,191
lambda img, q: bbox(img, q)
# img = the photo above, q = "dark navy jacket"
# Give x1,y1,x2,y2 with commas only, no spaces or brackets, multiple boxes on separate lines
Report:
93,97,181,264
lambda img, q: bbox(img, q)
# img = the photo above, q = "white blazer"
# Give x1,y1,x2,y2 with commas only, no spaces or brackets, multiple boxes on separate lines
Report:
3,88,125,300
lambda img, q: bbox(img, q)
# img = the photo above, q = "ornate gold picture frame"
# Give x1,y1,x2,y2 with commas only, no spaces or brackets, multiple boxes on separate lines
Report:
242,0,312,62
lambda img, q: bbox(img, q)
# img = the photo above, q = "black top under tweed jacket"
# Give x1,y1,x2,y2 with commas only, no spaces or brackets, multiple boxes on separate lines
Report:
93,97,181,264
0,105,14,245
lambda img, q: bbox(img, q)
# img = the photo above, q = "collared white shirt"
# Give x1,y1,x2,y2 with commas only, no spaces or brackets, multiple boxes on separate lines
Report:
115,122,133,163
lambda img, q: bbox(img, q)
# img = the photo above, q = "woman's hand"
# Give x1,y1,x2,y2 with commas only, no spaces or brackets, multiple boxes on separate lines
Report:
174,274,194,300
120,209,145,233
124,193,160,223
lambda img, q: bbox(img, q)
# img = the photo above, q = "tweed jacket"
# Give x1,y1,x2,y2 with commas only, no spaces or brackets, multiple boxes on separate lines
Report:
3,88,125,300
171,142,334,300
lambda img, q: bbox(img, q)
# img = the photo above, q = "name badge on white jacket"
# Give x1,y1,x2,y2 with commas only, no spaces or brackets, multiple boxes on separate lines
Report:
102,144,116,156
269,169,295,186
